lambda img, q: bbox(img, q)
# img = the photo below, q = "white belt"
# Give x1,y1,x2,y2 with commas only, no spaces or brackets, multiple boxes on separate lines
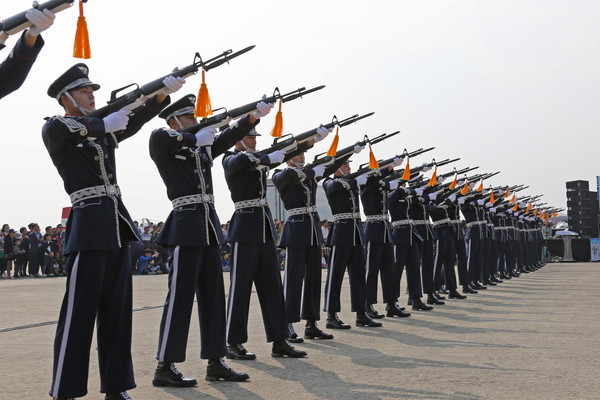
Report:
287,206,318,216
466,221,486,228
433,218,451,226
411,219,429,225
391,219,412,228
235,198,268,210
333,212,361,221
172,193,214,208
449,219,462,224
69,184,120,205
365,214,389,222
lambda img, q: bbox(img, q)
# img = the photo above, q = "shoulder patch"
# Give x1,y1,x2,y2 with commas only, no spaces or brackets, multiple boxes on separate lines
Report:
54,116,88,136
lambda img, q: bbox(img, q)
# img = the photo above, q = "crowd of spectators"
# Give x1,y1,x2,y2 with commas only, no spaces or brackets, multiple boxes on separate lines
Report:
0,217,335,280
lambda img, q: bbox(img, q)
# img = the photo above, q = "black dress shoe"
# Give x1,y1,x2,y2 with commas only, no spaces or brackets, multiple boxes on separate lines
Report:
287,323,304,343
438,288,449,295
434,292,446,300
271,340,307,358
385,303,411,317
462,284,478,294
105,392,132,400
356,311,383,327
366,304,385,319
472,282,487,290
326,312,351,329
305,320,334,339
206,358,249,381
227,344,257,360
483,280,496,286
491,276,503,283
501,272,512,279
411,298,433,311
448,289,467,299
407,298,413,306
426,293,445,305
510,270,520,277
152,362,198,387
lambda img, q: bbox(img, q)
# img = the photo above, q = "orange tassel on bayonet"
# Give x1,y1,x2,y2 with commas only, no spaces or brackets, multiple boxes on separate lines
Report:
368,144,379,169
504,187,510,198
526,201,532,214
270,100,283,137
194,70,212,118
73,0,91,59
460,181,469,195
449,173,458,189
489,191,495,204
510,194,516,203
326,127,339,156
513,202,519,212
401,157,411,180
427,166,437,186
553,212,557,218
476,180,483,192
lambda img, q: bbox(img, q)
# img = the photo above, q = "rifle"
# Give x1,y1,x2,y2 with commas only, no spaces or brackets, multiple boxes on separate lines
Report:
86,45,255,119
183,85,326,134
307,131,401,180
383,156,458,183
258,112,373,156
345,146,434,180
0,0,81,50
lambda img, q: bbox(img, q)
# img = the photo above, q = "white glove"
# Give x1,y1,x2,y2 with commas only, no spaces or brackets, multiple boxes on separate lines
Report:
486,202,493,208
469,182,476,189
490,207,497,213
252,96,274,119
392,156,404,167
448,194,457,202
103,110,131,133
355,174,368,186
314,126,332,142
25,9,55,37
428,193,437,201
267,150,286,164
507,209,514,214
353,145,365,154
388,181,399,190
438,176,446,183
458,197,466,205
161,76,186,96
477,199,485,206
414,188,424,196
312,165,326,178
195,127,216,147
421,163,431,172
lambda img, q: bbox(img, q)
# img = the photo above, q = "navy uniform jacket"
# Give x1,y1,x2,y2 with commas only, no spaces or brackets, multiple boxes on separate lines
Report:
360,168,394,244
150,116,256,247
387,187,413,245
460,199,486,240
446,201,464,240
223,143,308,244
272,166,323,248
323,176,364,247
409,195,436,241
0,32,44,99
42,97,168,254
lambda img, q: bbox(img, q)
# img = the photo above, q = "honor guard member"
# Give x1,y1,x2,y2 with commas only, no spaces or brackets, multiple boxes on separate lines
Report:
0,8,54,99
388,185,433,311
271,128,334,342
43,63,183,400
222,124,307,360
444,192,474,293
322,155,383,329
459,196,488,291
428,194,467,300
149,95,259,387
360,158,411,318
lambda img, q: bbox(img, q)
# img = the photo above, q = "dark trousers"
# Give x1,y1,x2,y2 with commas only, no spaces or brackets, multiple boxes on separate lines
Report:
227,241,287,344
466,238,484,283
283,245,323,323
394,242,423,299
421,239,435,294
156,245,227,362
481,237,491,281
28,250,41,275
365,241,396,305
454,237,468,285
50,248,134,399
323,244,366,313
433,229,458,291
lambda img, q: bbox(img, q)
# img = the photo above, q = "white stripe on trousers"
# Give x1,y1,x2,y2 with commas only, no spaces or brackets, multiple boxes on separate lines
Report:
51,252,80,398
283,248,289,301
433,240,440,279
466,239,472,272
225,242,239,342
364,242,371,281
323,246,336,311
158,246,180,361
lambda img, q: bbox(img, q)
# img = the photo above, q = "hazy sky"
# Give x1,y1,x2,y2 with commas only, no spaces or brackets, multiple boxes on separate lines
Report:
1,0,599,229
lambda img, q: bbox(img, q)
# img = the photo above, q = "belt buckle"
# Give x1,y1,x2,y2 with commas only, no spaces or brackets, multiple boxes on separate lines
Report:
107,185,117,195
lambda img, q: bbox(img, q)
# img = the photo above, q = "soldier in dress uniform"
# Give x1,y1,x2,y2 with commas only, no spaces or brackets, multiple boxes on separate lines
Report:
222,125,307,360
43,63,183,400
271,127,334,342
459,196,489,291
359,159,411,318
148,94,262,387
322,156,383,329
0,8,54,99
